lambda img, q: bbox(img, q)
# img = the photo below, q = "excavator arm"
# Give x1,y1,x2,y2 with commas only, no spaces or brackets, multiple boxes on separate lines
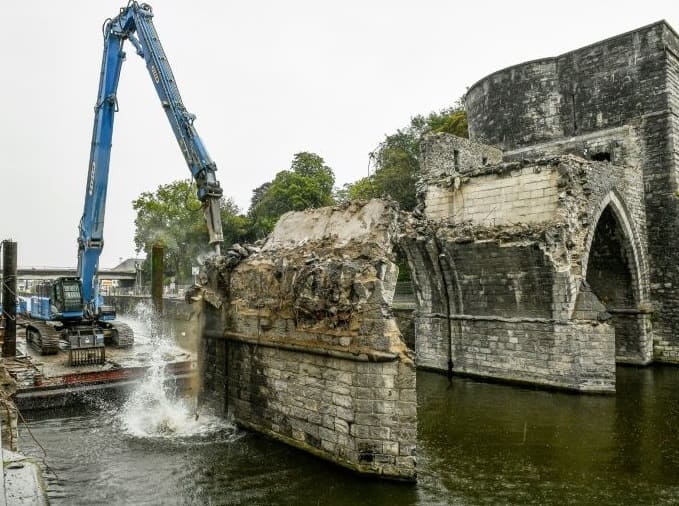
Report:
78,1,224,308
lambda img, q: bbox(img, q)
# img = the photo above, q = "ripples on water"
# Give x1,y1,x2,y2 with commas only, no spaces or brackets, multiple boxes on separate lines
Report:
16,312,679,505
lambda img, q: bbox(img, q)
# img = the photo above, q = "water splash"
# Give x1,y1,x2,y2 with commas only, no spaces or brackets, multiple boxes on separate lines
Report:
119,303,233,439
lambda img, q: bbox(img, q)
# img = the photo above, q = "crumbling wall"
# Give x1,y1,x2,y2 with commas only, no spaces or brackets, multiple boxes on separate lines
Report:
402,140,650,391
421,134,502,177
199,200,416,481
466,20,679,363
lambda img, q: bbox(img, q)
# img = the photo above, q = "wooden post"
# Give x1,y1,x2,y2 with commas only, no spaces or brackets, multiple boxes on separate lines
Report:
2,240,17,358
151,244,164,315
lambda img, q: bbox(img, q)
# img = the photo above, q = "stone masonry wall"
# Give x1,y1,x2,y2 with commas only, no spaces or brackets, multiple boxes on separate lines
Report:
466,21,679,363
466,58,563,148
420,134,503,177
198,200,417,480
414,315,615,393
402,145,651,391
227,343,416,477
504,124,643,166
465,22,671,151
424,164,560,226
442,241,555,319
650,33,679,361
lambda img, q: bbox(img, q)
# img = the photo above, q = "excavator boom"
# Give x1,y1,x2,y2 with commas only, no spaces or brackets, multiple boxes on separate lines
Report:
78,1,224,309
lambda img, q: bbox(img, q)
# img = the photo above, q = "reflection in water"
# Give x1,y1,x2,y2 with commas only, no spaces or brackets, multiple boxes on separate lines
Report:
16,315,679,504
417,367,679,505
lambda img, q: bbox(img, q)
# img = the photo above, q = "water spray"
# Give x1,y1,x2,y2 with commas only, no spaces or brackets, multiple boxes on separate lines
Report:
119,305,229,439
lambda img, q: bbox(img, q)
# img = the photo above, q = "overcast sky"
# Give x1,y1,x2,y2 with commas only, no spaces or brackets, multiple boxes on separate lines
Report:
1,1,676,269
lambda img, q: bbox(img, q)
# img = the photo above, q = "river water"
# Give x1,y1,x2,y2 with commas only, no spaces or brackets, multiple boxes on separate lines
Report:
17,315,679,505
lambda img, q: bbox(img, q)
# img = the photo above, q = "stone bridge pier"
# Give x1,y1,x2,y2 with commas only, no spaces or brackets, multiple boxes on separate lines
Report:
402,20,679,393
401,135,651,393
197,200,417,481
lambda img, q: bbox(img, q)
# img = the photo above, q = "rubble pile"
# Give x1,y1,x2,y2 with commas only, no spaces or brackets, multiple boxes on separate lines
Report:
201,199,406,353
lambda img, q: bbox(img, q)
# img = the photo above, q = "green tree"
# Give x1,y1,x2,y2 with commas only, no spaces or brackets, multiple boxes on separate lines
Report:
371,129,421,210
425,107,468,137
249,182,271,210
341,105,468,211
337,176,378,202
249,152,335,236
133,179,249,284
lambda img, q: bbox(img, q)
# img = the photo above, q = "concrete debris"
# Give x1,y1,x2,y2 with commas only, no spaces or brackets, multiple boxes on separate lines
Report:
262,199,401,253
202,199,406,353
196,199,407,342
188,241,264,308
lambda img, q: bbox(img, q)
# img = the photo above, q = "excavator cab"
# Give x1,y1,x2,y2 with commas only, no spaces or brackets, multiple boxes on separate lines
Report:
29,281,72,321
53,277,86,319
30,277,84,320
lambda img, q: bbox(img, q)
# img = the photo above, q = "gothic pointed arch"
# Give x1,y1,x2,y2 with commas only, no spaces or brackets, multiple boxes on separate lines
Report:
579,190,652,364
582,191,647,301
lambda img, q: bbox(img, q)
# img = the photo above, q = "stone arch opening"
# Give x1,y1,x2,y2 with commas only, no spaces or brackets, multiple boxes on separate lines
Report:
584,203,651,364
586,206,636,309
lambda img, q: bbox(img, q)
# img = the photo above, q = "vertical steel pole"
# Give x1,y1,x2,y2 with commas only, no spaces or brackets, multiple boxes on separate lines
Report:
2,240,17,358
151,244,164,315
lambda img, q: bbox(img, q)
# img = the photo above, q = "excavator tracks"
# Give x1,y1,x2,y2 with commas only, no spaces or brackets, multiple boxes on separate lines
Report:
25,321,61,355
109,321,134,347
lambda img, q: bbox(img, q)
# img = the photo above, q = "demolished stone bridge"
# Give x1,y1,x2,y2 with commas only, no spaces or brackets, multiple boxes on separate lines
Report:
402,142,648,393
402,19,679,393
195,20,679,480
198,200,417,481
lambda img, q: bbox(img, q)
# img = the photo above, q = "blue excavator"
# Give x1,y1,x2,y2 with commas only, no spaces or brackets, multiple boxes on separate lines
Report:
26,2,224,358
